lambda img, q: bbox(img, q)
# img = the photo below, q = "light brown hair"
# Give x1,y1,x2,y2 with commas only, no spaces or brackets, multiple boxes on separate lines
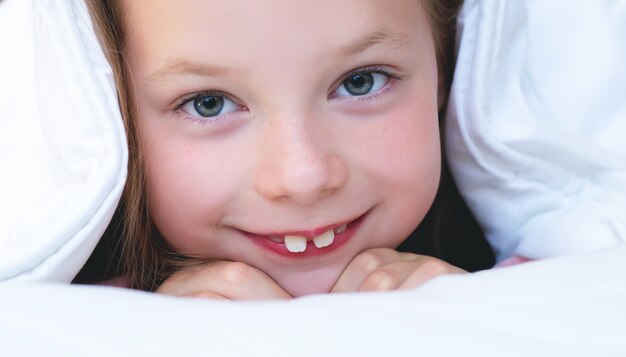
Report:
422,0,463,91
79,0,186,290
75,0,490,291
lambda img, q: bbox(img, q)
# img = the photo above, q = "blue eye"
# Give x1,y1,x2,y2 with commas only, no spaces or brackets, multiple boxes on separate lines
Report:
335,71,390,97
181,94,238,118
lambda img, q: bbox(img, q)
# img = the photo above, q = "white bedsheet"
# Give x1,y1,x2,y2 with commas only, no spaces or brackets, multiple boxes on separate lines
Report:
2,246,625,356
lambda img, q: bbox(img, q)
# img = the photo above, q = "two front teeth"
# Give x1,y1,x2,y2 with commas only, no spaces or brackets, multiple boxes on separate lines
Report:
271,224,347,253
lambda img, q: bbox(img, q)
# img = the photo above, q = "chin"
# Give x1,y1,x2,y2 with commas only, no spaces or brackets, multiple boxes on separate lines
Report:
275,267,343,297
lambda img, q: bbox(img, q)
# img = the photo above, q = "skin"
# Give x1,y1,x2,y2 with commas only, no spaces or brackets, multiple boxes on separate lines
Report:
123,0,464,298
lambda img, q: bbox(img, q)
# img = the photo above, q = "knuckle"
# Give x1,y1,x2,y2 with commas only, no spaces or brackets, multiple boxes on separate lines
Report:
156,280,173,294
156,269,192,294
420,259,450,278
353,251,385,274
363,268,398,291
219,261,255,285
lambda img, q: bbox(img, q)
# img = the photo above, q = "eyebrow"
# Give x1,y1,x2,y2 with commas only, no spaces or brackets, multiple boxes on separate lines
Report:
147,58,231,84
340,27,414,57
147,28,413,83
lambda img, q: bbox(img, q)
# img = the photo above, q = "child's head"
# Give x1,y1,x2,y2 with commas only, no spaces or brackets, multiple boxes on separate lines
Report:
88,0,463,295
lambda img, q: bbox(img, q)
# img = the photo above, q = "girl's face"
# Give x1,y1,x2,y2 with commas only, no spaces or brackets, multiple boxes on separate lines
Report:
125,0,441,296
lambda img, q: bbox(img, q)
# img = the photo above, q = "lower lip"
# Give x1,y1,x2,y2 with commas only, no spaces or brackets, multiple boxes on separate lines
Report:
242,213,366,258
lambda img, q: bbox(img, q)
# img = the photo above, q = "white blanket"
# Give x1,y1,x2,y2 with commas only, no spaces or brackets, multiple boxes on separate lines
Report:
0,0,126,282
2,246,625,356
446,0,626,261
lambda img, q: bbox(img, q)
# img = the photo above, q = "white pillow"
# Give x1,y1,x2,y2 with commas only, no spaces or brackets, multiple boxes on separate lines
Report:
446,0,626,262
0,0,126,282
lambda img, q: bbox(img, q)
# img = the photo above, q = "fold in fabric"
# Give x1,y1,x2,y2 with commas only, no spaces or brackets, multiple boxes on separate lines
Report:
446,0,626,262
0,0,126,281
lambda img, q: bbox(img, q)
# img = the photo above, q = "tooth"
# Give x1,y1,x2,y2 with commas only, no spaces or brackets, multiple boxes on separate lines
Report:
334,224,347,234
269,236,283,243
284,235,307,253
313,229,335,248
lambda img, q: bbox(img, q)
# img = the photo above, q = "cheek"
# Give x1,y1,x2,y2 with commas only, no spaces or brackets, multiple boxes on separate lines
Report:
358,98,441,243
378,112,440,184
141,125,243,251
361,98,441,188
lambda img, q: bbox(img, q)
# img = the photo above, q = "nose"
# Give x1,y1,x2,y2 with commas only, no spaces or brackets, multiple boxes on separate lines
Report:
254,113,348,205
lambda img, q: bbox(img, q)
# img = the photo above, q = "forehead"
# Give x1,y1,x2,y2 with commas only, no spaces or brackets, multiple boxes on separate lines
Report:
123,0,430,74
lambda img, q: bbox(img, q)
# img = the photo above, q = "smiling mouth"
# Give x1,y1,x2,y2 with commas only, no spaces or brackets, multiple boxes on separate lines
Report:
240,212,368,256
269,223,348,253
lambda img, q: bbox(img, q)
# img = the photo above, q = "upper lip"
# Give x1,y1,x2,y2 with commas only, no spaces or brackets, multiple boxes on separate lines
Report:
241,213,364,238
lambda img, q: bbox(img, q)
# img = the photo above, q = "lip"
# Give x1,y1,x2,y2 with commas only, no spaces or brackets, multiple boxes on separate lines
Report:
240,211,368,258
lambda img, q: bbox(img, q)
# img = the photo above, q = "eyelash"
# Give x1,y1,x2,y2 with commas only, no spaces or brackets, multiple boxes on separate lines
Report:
331,65,403,102
171,65,402,124
173,91,244,124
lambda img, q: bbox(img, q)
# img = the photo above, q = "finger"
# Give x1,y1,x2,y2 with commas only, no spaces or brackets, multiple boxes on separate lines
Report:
398,260,466,290
182,291,229,300
358,261,423,292
211,261,292,300
157,261,292,300
331,248,401,293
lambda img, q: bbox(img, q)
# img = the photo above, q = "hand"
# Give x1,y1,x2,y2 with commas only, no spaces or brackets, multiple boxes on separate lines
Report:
156,260,292,300
331,248,466,293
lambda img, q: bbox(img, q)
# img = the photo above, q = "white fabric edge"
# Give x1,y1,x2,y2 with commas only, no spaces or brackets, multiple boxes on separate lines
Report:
446,1,531,261
0,0,127,281
2,246,625,356
445,1,626,261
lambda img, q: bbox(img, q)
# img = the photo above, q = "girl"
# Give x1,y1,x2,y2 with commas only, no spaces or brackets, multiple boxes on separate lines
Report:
78,0,494,298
